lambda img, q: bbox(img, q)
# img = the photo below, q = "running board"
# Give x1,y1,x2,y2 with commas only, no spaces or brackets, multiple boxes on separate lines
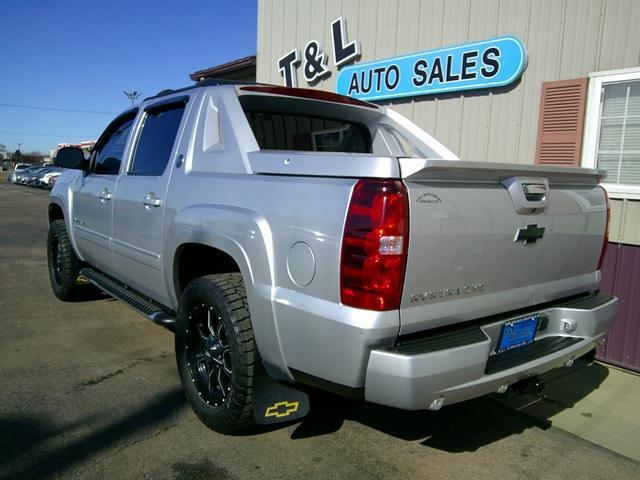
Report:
80,267,176,329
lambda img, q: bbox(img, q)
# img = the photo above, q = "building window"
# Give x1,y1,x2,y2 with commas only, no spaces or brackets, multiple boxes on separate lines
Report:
597,81,640,185
583,68,640,198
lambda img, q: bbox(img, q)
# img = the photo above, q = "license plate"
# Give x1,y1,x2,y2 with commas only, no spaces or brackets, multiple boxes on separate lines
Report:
496,314,540,353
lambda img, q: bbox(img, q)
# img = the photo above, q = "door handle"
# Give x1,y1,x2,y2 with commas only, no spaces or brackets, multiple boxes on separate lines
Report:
142,193,162,208
98,188,112,202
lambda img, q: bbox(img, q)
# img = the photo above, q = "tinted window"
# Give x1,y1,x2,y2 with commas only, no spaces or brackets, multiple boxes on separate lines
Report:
244,111,372,153
130,103,185,176
94,118,135,175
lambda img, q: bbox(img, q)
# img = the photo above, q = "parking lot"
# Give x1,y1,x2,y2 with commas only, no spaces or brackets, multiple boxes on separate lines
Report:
1,182,638,480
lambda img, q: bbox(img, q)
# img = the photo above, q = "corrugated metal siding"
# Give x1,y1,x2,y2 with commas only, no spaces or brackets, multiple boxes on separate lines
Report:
598,243,640,372
256,0,640,164
256,0,640,373
607,199,640,246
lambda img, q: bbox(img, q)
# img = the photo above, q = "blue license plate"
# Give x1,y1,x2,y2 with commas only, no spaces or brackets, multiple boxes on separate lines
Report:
496,314,540,353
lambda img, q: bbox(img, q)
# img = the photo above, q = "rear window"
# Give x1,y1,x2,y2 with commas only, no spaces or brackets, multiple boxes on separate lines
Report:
239,92,444,159
243,111,372,153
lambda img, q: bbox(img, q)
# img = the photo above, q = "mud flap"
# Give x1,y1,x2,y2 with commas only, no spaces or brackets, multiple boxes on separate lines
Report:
253,361,310,425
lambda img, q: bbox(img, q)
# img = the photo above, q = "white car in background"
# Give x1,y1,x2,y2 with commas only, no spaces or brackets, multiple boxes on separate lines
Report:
7,163,31,183
40,170,62,189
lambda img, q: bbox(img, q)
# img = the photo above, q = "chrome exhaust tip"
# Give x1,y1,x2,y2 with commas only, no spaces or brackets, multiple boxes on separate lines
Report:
428,397,445,411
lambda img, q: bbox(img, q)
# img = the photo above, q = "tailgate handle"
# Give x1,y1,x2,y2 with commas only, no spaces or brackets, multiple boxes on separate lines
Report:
522,183,547,202
501,177,549,215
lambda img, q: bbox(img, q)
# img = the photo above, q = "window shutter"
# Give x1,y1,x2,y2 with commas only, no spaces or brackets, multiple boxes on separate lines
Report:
535,78,588,166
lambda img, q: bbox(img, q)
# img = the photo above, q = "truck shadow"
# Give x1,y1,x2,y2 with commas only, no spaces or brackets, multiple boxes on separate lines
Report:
0,388,186,480
0,363,610,478
290,358,609,452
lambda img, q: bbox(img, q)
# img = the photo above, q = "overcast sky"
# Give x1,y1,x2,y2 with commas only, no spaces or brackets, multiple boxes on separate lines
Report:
0,0,257,154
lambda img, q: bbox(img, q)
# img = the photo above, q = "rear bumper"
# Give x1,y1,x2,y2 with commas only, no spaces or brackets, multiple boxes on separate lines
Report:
365,292,617,410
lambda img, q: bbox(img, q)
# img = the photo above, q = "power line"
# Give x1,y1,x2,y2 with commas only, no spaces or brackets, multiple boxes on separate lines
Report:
0,102,117,115
0,130,93,137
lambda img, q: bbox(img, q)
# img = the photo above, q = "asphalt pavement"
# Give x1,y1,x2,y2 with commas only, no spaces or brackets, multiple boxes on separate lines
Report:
1,182,638,480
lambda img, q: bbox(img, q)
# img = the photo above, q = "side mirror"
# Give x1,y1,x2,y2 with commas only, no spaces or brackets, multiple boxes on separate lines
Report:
54,147,89,171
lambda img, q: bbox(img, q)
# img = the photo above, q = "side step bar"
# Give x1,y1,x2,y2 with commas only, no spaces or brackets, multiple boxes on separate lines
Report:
80,267,176,329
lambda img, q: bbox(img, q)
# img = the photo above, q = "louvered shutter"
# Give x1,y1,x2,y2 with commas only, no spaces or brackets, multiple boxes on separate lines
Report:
535,78,588,166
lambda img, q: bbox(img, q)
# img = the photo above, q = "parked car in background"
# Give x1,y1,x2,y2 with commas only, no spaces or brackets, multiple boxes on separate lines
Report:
21,167,51,186
35,168,62,188
8,164,65,188
13,166,42,184
29,166,57,188
7,163,32,183
37,167,58,186
48,175,59,190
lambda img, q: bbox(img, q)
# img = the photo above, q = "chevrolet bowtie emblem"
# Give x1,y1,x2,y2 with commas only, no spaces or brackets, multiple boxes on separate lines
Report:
514,224,545,244
265,401,300,418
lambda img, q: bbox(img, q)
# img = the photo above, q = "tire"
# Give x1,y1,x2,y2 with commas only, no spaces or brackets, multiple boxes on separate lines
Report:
47,219,91,301
175,273,255,433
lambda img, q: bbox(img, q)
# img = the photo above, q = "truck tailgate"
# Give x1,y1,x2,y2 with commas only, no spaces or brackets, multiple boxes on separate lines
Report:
399,158,607,335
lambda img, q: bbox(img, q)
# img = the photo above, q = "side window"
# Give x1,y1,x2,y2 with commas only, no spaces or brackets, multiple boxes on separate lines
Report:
130,102,186,176
93,116,135,175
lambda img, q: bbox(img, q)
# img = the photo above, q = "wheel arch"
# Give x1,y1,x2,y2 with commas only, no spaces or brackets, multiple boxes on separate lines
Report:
173,243,243,298
166,207,291,380
47,197,84,261
48,202,65,225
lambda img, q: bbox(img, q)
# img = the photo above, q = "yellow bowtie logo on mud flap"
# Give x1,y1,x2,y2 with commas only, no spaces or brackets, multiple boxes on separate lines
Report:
265,401,300,418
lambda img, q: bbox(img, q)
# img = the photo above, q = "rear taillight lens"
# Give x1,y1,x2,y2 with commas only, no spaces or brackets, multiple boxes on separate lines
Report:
597,186,610,271
340,179,409,311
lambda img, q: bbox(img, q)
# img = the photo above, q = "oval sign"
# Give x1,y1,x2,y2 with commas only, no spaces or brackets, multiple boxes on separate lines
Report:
336,35,527,102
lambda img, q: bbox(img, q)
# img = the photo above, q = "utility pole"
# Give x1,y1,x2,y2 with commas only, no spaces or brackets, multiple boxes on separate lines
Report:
123,91,141,106
17,142,22,151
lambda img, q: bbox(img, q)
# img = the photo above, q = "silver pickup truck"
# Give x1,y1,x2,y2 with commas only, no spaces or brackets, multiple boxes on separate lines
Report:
48,81,617,433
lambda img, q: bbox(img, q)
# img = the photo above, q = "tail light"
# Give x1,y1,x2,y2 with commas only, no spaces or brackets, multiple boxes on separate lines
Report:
340,179,409,311
597,186,610,271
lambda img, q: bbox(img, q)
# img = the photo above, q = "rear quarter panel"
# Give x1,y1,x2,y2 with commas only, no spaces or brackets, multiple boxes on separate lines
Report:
164,87,398,382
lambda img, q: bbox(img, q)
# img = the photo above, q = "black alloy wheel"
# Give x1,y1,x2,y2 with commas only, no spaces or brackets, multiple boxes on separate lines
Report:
186,304,233,407
175,273,255,433
47,219,95,301
50,233,64,286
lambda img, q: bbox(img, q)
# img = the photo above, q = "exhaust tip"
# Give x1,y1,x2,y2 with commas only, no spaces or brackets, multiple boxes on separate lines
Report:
428,397,445,411
496,383,509,394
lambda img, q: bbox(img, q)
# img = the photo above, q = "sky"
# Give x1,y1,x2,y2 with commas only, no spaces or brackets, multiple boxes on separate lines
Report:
0,0,257,155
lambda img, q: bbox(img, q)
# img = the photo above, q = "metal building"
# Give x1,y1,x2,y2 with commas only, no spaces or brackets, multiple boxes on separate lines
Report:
253,0,639,371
